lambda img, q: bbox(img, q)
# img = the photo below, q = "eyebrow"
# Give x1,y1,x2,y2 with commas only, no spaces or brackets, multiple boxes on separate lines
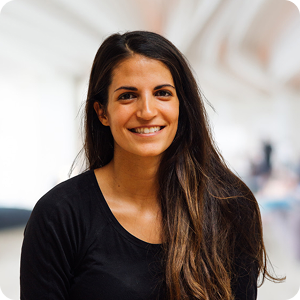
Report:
114,86,137,92
154,84,175,90
114,84,175,93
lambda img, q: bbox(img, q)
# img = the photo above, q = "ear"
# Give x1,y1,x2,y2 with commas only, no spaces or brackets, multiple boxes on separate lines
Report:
93,102,109,126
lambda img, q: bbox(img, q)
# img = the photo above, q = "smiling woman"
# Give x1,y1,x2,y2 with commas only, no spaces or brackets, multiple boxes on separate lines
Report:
20,31,283,300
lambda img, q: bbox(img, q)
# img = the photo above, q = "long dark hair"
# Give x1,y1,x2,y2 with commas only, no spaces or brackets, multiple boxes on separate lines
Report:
80,31,282,299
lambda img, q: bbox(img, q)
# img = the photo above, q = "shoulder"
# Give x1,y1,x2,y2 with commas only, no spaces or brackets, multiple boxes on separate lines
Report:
44,170,95,197
28,170,104,231
34,170,95,211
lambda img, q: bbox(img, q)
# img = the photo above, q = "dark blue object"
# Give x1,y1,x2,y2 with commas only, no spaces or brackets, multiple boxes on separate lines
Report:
0,207,32,230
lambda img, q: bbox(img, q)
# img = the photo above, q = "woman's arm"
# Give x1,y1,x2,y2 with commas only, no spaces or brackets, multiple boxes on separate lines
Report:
20,191,77,300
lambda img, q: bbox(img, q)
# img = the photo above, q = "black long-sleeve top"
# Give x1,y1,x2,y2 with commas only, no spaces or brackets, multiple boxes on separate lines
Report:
20,170,258,299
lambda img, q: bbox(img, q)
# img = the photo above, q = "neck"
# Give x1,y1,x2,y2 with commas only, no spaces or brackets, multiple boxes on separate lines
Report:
104,152,161,208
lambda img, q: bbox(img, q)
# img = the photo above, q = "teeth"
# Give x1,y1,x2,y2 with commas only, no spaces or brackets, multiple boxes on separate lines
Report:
133,126,161,134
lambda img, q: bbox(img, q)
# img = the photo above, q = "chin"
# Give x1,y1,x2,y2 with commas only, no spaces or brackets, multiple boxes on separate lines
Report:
130,148,165,158
135,152,163,158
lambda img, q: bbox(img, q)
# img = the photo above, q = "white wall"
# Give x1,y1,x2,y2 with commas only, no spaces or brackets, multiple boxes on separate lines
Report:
194,63,300,178
0,58,79,209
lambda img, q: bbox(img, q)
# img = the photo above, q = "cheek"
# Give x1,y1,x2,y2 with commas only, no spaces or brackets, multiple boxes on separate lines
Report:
159,100,179,118
168,103,180,125
107,106,131,132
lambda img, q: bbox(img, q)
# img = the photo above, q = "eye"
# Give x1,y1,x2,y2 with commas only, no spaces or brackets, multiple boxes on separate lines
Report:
118,93,136,100
155,90,172,97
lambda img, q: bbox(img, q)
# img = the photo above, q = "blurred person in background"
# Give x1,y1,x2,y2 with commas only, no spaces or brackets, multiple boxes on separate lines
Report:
20,31,283,300
248,141,274,194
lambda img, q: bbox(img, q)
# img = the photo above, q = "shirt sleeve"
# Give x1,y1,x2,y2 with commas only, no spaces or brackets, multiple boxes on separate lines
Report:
20,191,78,300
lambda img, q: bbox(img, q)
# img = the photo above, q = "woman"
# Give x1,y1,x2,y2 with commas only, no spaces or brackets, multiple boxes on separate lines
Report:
20,31,280,300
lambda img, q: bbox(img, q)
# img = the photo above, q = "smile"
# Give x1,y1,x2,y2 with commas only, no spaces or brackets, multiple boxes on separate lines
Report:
129,126,164,134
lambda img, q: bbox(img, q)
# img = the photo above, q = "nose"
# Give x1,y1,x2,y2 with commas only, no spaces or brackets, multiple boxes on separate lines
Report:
136,92,157,120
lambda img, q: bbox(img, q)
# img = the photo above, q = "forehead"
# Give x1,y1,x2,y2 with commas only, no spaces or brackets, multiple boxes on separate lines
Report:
110,55,174,86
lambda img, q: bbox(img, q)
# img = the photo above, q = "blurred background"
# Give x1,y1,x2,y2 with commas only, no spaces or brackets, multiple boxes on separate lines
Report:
0,0,300,299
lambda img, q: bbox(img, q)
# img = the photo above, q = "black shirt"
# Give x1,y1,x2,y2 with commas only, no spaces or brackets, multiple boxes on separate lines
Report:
20,170,257,299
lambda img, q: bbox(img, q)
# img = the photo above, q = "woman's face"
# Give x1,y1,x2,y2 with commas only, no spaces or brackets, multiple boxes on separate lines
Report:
94,54,179,159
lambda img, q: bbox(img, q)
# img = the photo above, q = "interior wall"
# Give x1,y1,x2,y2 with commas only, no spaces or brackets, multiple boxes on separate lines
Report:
192,63,300,178
0,58,79,209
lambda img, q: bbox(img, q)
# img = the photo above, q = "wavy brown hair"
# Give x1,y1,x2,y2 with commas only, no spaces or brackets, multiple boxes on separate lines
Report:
78,31,283,299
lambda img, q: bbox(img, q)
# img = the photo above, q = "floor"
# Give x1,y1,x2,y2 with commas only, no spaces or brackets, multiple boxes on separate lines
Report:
0,220,299,300
0,227,23,300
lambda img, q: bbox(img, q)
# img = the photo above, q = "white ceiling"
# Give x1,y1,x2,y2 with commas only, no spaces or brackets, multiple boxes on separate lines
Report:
1,0,300,93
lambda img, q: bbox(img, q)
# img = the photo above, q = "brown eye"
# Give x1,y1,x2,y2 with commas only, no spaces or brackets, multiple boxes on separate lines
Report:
155,90,172,97
118,93,136,100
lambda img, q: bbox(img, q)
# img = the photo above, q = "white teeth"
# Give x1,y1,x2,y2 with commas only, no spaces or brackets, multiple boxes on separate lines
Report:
133,126,161,134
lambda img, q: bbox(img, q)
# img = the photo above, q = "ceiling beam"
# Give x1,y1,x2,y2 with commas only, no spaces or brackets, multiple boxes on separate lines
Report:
164,0,223,54
0,0,102,74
